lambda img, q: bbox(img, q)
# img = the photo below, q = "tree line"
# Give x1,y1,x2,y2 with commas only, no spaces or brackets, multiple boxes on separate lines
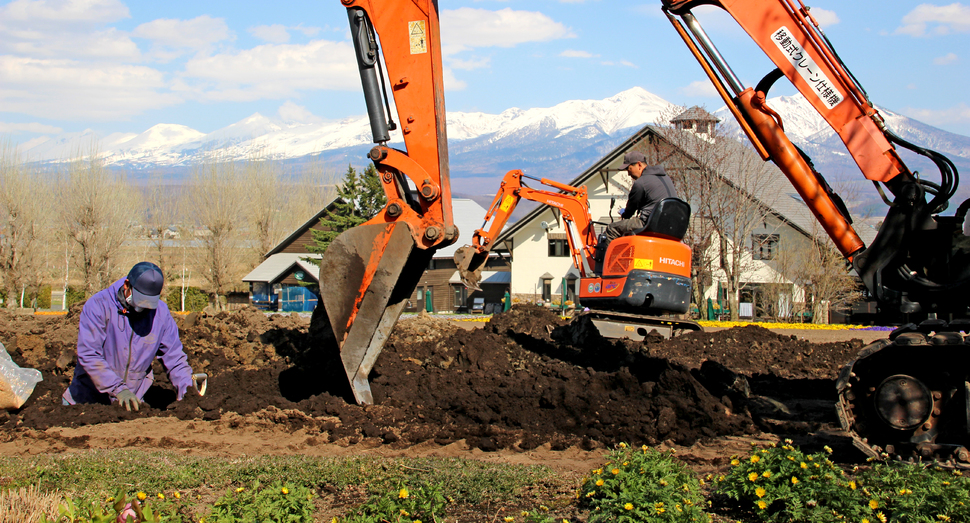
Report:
0,141,337,310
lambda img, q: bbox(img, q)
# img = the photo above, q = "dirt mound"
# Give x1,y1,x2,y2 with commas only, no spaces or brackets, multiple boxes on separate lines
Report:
0,304,870,452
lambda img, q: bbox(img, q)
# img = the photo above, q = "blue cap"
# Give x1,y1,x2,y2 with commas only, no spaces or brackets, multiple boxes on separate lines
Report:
127,262,163,309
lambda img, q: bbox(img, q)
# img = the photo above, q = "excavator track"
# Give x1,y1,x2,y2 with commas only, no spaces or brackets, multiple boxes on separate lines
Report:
836,319,970,468
585,308,702,340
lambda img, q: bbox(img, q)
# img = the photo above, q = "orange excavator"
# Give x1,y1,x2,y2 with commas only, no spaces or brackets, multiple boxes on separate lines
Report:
453,169,701,338
662,0,970,466
315,0,456,405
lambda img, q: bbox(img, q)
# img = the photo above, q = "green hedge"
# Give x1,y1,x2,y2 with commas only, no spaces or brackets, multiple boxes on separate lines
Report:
165,287,209,312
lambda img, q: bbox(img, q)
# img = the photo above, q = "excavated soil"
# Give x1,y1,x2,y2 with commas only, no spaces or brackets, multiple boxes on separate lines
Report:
0,303,879,469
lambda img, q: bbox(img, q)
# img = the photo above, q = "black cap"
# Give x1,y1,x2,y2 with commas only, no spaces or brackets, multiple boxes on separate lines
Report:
619,151,646,170
127,262,163,309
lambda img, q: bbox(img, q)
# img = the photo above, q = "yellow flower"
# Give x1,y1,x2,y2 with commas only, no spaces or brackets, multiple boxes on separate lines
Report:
899,488,912,495
641,445,648,451
399,488,409,499
593,468,602,475
659,479,668,486
748,472,759,482
800,462,808,469
849,481,857,490
174,492,181,499
938,515,951,522
137,492,147,501
596,479,604,486
824,445,833,454
414,520,422,523
877,512,887,523
762,471,771,478
624,503,633,511
750,455,761,463
943,481,951,486
791,476,799,485
730,459,740,466
757,500,767,510
611,468,620,475
400,510,409,516
869,499,880,510
755,487,766,498
619,442,627,448
157,493,165,500
504,517,514,522
863,519,870,523
282,487,289,495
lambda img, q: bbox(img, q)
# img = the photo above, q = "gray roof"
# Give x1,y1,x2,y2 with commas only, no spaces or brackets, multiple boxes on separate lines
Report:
671,106,719,123
243,253,322,283
439,198,490,258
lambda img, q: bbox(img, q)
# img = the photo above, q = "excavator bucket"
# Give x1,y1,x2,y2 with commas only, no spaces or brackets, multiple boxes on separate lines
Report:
317,221,432,404
453,245,487,291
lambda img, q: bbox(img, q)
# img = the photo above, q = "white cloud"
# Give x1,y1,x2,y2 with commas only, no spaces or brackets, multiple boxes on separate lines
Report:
250,24,290,44
444,68,467,91
560,49,598,58
179,40,359,101
440,8,574,55
132,15,232,50
0,56,181,120
447,56,491,71
895,3,970,36
680,80,718,97
277,100,322,124
600,60,637,68
292,24,320,38
0,0,129,27
0,0,138,60
0,121,62,134
901,102,970,128
807,7,839,27
933,52,959,64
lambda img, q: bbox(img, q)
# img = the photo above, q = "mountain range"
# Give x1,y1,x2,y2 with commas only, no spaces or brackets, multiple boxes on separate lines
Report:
17,87,970,205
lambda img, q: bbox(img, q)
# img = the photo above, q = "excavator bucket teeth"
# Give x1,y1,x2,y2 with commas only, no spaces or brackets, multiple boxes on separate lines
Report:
454,245,486,291
317,221,431,405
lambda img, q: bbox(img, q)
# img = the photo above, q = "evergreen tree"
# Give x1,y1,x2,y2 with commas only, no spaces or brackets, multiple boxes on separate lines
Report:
307,163,387,255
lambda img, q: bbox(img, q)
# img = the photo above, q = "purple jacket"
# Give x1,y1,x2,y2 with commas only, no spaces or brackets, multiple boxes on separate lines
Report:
62,278,194,405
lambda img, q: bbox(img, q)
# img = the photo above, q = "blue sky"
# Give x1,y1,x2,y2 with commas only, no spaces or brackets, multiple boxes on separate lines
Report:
2,0,970,147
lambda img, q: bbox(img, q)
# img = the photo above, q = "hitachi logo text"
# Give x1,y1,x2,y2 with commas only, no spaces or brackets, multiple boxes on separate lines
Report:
659,257,686,267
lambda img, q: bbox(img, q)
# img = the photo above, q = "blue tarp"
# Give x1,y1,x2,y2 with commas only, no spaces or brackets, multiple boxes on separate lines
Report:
280,285,318,312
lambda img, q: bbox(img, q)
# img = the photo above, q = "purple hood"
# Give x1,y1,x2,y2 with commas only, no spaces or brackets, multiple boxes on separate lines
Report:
63,278,194,405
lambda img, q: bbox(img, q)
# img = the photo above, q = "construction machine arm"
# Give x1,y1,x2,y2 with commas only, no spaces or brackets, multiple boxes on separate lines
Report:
662,0,968,317
455,170,599,290
317,0,457,405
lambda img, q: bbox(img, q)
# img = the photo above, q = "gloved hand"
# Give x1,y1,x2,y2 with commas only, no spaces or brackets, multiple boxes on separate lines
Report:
116,389,141,412
618,207,625,215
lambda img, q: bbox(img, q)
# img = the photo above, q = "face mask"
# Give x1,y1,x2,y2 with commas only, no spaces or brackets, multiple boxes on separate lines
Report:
126,293,144,313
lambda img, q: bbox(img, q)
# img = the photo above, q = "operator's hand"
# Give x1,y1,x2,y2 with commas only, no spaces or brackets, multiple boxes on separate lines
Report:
116,389,141,412
618,207,625,215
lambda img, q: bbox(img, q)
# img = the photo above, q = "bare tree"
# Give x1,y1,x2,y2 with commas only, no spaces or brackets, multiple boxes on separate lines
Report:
244,146,286,266
185,150,248,310
143,172,180,279
650,106,779,320
0,143,52,308
59,144,139,296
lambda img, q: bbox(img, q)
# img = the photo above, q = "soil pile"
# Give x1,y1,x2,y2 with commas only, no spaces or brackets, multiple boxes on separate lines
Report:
0,304,870,451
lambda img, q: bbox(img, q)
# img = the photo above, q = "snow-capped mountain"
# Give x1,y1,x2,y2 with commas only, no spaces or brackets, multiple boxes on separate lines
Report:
20,87,674,171
17,87,970,204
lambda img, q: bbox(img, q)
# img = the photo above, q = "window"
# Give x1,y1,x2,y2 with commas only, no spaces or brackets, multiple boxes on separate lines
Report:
453,285,466,308
548,239,569,257
752,234,780,260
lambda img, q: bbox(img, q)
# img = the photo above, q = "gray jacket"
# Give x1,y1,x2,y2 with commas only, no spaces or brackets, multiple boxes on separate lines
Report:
621,165,678,222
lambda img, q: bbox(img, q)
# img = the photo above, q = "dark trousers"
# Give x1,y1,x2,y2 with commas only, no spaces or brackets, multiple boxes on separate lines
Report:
604,216,645,241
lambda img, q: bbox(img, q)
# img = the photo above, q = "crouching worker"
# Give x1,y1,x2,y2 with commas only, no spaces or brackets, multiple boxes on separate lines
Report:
62,262,195,411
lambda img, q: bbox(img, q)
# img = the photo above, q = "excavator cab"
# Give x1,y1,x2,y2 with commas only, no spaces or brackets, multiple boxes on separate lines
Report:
593,197,691,275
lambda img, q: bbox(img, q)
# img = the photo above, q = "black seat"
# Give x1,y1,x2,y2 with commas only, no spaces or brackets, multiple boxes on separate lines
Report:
634,197,691,241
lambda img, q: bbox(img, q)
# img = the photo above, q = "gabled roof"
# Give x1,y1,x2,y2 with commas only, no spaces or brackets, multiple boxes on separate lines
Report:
266,197,341,256
671,106,720,123
496,123,878,246
243,253,322,283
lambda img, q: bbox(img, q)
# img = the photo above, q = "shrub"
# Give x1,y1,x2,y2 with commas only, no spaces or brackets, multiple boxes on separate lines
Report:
165,286,209,312
336,483,447,523
66,286,86,309
579,443,709,522
34,284,52,309
207,480,315,523
716,440,867,522
859,461,970,522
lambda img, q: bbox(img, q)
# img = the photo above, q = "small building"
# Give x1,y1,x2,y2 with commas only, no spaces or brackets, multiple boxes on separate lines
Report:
242,198,505,314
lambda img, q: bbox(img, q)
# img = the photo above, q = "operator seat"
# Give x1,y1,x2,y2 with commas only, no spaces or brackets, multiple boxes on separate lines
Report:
593,198,691,274
633,197,691,240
